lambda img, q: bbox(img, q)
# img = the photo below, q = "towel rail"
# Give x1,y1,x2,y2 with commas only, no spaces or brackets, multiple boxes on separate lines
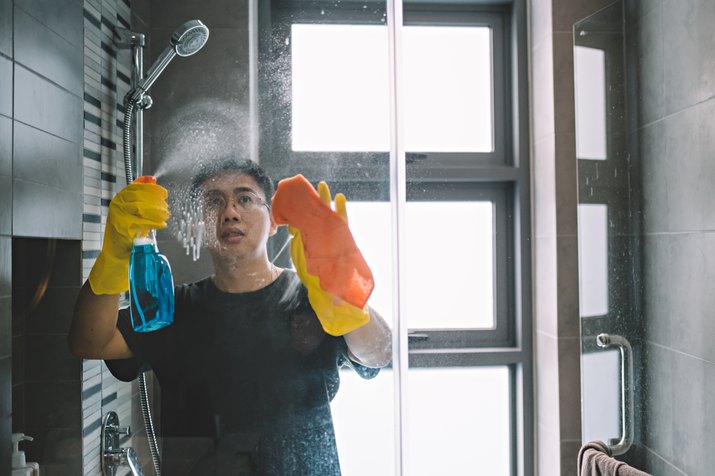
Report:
596,333,634,456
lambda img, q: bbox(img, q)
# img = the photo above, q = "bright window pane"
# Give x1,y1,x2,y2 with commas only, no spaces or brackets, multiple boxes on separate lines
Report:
408,367,511,475
332,367,510,476
332,370,395,476
291,24,390,151
403,26,493,152
577,204,609,317
291,24,493,152
348,201,494,329
574,46,607,160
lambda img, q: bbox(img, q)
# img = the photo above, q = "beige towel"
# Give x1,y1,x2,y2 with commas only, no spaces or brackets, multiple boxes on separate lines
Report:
577,441,651,476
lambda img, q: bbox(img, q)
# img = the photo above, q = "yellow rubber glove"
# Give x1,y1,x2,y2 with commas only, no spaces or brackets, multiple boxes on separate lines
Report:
289,181,371,336
88,178,170,295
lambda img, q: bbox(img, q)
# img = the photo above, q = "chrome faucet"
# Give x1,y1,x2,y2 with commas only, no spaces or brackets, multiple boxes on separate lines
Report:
101,411,144,476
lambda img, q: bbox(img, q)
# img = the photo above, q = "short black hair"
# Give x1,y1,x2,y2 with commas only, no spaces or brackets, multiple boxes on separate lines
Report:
190,158,275,206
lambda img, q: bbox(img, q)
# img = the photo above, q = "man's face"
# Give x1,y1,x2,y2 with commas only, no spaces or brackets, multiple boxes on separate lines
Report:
200,172,277,261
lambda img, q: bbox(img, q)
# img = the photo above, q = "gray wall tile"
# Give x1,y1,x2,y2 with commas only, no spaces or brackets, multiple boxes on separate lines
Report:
14,0,83,48
132,0,150,27
0,55,11,117
24,287,80,335
24,427,82,474
559,440,581,476
14,122,82,190
0,298,9,358
0,357,10,474
47,240,82,287
51,192,83,239
0,175,10,236
11,239,81,294
14,6,84,97
671,351,707,475
12,181,56,238
662,0,715,116
551,0,614,33
148,0,247,30
24,335,78,382
0,237,9,296
642,100,715,233
634,5,664,126
13,180,82,239
24,382,81,430
9,382,22,433
0,115,10,176
0,0,10,58
642,233,715,357
643,342,673,463
14,65,82,144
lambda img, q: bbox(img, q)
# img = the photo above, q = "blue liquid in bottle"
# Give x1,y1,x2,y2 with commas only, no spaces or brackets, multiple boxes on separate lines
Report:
129,236,175,332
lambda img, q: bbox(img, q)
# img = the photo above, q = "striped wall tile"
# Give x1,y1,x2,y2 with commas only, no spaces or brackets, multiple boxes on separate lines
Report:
81,1,139,474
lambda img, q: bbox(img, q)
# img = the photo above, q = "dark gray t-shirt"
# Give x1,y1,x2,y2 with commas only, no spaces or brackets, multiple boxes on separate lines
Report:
106,270,378,475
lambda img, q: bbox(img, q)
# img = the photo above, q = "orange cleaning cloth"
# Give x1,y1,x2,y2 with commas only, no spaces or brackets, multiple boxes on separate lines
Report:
272,174,374,309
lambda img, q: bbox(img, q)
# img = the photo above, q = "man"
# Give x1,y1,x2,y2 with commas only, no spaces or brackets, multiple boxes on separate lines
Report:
69,158,392,475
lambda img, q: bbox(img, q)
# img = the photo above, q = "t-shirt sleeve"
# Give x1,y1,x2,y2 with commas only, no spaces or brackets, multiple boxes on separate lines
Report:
337,337,381,380
104,307,171,382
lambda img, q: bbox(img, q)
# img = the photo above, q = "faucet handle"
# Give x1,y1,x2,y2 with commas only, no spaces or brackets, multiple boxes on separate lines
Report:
122,447,144,476
106,423,131,437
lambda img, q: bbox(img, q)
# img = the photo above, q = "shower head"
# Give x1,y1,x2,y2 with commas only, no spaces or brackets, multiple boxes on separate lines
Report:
129,20,209,102
171,20,210,57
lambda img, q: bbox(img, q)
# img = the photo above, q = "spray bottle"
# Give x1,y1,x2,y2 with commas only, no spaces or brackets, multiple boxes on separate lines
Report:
129,175,175,332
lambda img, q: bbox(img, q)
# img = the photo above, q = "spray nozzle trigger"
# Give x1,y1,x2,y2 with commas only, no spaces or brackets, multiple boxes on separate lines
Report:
133,175,157,184
131,175,159,241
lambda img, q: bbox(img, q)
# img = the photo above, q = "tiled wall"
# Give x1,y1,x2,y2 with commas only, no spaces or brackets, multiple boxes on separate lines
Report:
632,1,715,475
2,0,87,473
0,0,13,471
79,1,145,475
529,0,614,474
0,0,154,474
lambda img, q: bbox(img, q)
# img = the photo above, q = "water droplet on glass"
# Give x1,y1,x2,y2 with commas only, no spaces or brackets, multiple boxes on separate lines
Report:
177,198,206,262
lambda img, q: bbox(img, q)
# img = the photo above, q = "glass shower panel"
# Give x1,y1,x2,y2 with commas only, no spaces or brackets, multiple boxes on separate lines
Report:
349,201,495,330
257,0,396,474
574,0,644,462
400,5,519,475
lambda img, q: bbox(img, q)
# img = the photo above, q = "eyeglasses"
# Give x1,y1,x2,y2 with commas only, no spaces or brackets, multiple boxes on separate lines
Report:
202,190,271,214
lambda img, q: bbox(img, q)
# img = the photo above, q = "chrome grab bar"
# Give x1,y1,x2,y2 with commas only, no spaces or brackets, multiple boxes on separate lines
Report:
596,333,634,456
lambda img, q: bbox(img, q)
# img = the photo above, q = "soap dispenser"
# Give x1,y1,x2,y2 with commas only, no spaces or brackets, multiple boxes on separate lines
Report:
11,433,40,476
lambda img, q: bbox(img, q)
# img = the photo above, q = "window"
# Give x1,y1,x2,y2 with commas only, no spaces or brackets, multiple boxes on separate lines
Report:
259,1,531,474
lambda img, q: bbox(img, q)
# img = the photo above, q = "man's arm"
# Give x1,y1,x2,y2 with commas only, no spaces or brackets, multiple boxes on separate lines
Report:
344,307,392,368
68,282,133,360
69,179,168,361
